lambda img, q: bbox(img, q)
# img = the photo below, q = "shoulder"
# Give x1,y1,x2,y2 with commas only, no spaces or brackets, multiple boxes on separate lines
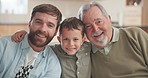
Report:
120,27,146,34
119,27,147,39
0,35,20,58
0,35,11,42
0,35,16,46
43,45,60,62
119,27,148,48
50,44,60,49
79,41,91,53
45,45,55,54
50,44,62,52
46,44,64,55
82,41,91,48
42,45,61,76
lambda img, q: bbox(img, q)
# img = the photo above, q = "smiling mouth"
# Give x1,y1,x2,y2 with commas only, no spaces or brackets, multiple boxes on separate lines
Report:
66,48,76,51
92,31,104,37
36,33,46,38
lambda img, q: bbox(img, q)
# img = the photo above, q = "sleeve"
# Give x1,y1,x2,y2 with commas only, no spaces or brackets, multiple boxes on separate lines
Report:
124,27,148,66
137,28,148,66
0,36,8,61
0,38,4,61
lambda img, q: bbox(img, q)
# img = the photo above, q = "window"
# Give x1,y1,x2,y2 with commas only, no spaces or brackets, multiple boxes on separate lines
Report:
0,0,28,14
126,0,142,6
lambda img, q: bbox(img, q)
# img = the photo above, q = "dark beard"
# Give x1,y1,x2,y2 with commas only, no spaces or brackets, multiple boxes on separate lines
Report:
28,30,54,47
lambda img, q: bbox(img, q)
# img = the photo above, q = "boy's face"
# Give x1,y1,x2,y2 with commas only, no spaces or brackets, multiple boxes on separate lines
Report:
57,28,85,55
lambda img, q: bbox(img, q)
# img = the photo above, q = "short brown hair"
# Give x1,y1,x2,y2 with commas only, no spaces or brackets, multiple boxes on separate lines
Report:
31,4,62,29
59,17,85,37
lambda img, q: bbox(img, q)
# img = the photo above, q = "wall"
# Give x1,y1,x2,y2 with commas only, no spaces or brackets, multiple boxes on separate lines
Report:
0,0,125,44
0,0,124,24
0,24,28,36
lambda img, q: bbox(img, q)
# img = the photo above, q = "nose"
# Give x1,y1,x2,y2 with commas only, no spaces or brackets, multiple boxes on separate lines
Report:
69,40,74,46
41,24,48,33
92,23,99,32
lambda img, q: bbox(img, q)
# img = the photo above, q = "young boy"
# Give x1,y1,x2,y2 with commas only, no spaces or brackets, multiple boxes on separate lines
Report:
11,17,91,78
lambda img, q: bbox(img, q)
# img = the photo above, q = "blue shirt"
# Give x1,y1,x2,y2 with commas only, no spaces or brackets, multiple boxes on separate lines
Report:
0,34,61,78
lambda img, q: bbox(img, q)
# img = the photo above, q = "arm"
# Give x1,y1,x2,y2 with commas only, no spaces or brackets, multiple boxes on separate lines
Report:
138,29,148,66
128,28,148,66
11,30,27,42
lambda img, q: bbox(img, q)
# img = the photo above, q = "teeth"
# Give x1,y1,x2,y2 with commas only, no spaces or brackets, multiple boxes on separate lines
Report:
67,48,75,50
36,34,46,38
68,48,75,49
92,30,103,37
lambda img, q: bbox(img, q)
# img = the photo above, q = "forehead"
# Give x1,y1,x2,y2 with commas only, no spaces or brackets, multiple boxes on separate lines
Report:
61,28,82,38
82,6,104,23
33,12,58,24
61,26,83,32
61,28,82,34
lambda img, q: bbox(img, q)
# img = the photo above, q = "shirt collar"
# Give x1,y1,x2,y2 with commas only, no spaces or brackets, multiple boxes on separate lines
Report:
112,27,119,43
92,27,120,53
21,34,30,49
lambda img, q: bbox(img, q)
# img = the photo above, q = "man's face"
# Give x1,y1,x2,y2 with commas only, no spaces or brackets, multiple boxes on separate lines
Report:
28,12,58,47
82,6,112,48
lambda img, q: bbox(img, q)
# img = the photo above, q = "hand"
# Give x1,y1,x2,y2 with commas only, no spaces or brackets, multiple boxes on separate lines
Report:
11,30,27,42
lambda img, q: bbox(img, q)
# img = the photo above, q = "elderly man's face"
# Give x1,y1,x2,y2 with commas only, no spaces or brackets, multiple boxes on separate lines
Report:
82,6,112,48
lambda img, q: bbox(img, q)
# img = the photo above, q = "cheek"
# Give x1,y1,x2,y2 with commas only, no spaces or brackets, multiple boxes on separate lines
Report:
86,30,91,35
60,41,68,47
61,43,68,51
86,31,92,39
29,27,37,33
76,41,83,48
30,25,41,33
48,29,56,36
104,24,112,35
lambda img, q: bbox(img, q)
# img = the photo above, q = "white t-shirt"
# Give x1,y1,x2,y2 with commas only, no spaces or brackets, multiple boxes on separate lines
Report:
24,48,40,66
15,48,40,77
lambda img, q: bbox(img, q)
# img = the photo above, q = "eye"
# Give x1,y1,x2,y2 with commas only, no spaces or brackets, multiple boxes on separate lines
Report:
85,24,92,30
73,38,79,42
95,19,104,25
35,20,42,25
47,24,55,28
63,38,68,41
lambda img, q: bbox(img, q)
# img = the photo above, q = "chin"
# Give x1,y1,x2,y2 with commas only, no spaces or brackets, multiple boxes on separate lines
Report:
67,52,77,55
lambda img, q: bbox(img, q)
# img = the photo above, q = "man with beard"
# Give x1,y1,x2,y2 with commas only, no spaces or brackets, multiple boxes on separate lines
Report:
77,1,148,78
0,4,62,78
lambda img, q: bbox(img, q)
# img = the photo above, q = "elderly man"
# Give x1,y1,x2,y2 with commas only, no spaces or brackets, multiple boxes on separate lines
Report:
78,1,148,78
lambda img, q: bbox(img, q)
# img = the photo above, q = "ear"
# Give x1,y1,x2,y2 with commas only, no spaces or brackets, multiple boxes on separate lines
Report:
108,15,111,20
28,21,31,29
82,35,87,44
54,29,58,36
57,36,61,43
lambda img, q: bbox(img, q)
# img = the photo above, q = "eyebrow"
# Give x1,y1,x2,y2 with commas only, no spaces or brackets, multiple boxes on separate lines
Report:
35,18,55,26
94,18,102,21
35,18,42,21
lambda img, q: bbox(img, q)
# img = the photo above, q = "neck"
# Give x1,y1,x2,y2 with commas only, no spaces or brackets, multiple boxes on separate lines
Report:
28,41,45,52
